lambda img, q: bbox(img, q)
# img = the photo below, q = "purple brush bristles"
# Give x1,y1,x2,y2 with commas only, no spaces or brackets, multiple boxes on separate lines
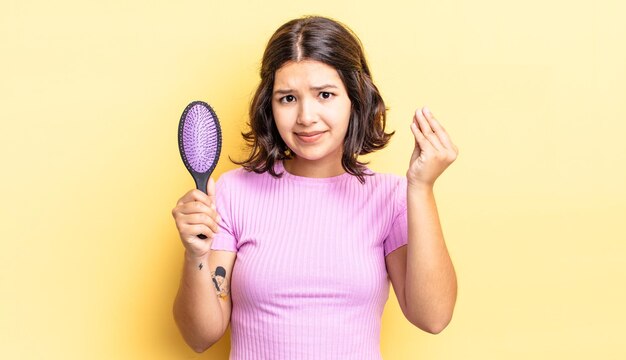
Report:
182,103,220,173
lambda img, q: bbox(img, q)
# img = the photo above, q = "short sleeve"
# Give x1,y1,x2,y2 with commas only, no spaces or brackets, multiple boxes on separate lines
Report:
383,177,408,256
210,174,238,253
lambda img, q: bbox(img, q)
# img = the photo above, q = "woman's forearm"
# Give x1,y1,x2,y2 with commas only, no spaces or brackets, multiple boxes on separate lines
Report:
173,250,224,352
404,183,457,333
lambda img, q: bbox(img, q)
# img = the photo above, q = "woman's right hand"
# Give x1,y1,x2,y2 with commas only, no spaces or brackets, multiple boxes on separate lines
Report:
171,177,221,259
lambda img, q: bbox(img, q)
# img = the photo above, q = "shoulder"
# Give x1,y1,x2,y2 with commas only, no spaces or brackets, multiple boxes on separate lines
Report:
216,166,273,191
216,167,247,184
364,169,407,190
362,170,407,208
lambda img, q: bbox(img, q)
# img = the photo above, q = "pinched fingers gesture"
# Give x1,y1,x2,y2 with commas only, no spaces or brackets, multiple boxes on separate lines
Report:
408,107,458,187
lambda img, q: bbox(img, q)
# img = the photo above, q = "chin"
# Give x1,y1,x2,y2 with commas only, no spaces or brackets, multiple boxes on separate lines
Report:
286,139,343,163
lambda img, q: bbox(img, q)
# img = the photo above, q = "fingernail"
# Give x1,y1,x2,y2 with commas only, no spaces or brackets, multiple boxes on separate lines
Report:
424,106,431,115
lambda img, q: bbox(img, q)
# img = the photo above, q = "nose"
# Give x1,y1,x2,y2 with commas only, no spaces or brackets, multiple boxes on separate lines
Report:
296,98,317,126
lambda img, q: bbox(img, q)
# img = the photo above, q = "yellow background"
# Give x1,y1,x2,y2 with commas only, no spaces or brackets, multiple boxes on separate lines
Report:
2,0,625,358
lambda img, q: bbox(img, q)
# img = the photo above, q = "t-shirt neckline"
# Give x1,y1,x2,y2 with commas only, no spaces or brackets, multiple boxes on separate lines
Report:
274,160,354,184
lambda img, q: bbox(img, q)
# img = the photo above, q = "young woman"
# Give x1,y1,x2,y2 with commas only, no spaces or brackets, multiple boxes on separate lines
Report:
172,15,458,359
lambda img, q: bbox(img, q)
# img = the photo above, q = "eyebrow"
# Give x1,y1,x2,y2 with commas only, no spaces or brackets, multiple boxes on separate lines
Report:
273,84,338,95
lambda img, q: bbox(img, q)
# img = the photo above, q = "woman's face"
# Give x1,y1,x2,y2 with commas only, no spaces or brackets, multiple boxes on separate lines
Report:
271,59,352,169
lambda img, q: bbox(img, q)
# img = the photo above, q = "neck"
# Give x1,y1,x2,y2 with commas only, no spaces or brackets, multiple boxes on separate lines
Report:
283,157,345,178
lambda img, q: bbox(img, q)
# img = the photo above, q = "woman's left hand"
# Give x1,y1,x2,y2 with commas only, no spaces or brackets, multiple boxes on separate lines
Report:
407,107,458,188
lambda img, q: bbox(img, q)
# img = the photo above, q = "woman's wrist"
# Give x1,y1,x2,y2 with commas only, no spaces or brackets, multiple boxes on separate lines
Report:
407,180,434,194
184,249,210,263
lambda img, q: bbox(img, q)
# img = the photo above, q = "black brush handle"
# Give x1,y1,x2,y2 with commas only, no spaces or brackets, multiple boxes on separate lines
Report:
194,171,210,239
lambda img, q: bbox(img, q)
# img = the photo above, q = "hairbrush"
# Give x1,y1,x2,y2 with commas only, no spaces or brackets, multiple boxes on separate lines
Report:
178,100,222,239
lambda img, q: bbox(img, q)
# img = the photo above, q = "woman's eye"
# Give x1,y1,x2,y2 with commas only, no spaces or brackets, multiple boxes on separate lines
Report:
281,95,295,103
320,92,333,99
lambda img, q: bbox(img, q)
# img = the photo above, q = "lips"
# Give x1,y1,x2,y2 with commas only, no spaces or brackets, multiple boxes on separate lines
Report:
295,131,326,143
296,131,324,136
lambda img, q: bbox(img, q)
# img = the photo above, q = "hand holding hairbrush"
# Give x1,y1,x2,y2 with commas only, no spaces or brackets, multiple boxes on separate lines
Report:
177,101,222,239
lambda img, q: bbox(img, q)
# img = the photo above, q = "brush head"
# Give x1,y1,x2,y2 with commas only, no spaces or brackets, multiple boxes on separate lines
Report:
178,101,222,190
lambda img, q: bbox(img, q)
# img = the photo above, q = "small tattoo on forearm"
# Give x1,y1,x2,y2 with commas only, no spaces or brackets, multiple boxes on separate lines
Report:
198,263,203,270
211,266,230,299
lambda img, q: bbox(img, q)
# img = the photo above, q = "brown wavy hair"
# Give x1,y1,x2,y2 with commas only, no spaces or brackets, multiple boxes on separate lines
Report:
232,15,394,183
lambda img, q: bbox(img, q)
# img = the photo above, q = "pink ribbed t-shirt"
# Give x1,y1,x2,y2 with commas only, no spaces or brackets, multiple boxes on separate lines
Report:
210,161,408,360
